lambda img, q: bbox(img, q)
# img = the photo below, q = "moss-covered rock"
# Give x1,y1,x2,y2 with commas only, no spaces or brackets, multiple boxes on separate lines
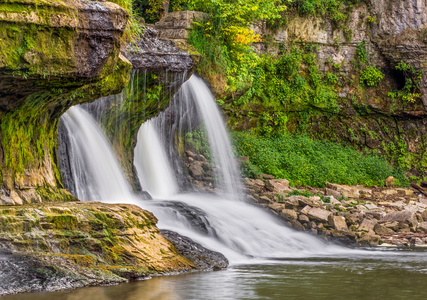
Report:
0,0,132,204
0,202,198,295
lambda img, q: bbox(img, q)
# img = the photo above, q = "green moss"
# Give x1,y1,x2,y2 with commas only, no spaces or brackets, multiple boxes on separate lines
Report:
47,214,78,230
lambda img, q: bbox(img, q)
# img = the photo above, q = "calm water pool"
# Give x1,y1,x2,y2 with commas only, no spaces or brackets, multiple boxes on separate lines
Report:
4,249,427,300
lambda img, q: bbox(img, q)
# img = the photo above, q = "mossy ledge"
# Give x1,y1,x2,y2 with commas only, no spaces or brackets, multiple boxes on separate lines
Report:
0,202,197,295
0,0,132,205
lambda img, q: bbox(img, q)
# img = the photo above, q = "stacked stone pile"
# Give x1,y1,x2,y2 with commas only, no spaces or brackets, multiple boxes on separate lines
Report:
245,176,427,247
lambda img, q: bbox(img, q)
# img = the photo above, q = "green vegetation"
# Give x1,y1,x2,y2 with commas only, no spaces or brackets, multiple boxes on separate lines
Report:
359,66,384,87
388,61,423,104
233,132,409,187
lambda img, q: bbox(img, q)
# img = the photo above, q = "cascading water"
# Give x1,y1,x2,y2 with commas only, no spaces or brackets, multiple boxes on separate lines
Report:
59,106,134,203
134,119,179,198
59,74,353,264
180,76,243,200
134,75,347,262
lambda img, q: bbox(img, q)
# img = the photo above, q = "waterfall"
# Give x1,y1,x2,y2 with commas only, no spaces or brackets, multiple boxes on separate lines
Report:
179,76,243,200
59,106,134,203
134,75,345,261
59,74,349,264
134,75,243,199
134,119,179,198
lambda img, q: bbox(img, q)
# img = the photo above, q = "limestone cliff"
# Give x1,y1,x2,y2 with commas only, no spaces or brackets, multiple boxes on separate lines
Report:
233,0,427,177
0,0,131,205
68,22,202,190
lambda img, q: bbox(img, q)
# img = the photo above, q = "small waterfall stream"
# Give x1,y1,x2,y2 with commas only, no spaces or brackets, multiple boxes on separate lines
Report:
59,106,134,203
59,75,349,263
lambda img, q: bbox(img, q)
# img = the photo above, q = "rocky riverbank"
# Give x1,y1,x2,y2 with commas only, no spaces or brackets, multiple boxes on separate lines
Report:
245,176,427,247
0,202,228,296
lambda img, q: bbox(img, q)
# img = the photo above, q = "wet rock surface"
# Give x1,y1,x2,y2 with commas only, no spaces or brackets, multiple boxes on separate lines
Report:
0,250,123,296
123,26,199,73
161,230,229,271
0,0,131,205
246,177,427,247
0,202,198,296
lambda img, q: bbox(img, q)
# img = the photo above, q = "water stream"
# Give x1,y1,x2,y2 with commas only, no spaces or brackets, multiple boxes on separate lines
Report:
59,106,134,203
52,74,427,299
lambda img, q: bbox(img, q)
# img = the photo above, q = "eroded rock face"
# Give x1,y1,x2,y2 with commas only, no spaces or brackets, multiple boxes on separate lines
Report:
160,229,229,271
0,0,131,205
0,202,197,296
244,0,427,175
124,26,199,74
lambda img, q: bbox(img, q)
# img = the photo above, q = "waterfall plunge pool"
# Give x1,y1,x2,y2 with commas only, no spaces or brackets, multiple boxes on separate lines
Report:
51,75,427,299
4,249,427,300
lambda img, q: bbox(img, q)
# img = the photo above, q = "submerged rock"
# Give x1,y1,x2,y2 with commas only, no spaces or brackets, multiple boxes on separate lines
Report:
160,230,229,271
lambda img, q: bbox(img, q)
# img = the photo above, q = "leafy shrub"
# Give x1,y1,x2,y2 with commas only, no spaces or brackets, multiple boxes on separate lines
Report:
359,66,384,87
232,132,409,187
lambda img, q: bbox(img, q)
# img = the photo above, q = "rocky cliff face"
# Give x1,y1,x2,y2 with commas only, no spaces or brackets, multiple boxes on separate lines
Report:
66,22,202,190
0,0,132,205
244,0,427,177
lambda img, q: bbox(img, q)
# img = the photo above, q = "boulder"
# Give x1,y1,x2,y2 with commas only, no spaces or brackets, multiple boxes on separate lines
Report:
374,223,394,235
281,209,298,221
295,196,321,208
290,220,305,231
326,196,340,205
300,205,312,214
307,207,331,223
258,196,273,204
380,210,418,227
188,162,204,179
344,213,363,225
325,182,371,199
328,215,348,231
325,188,342,199
385,176,395,187
261,174,275,180
416,222,427,233
396,188,414,196
269,203,285,211
359,218,378,232
364,202,378,210
298,214,310,223
265,179,290,193
382,189,398,196
245,178,265,189
284,197,299,209
384,221,399,231
161,230,228,271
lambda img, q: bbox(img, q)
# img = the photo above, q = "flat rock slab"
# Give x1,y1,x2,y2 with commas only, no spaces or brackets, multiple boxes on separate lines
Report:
266,179,290,193
328,215,348,231
359,218,378,232
380,210,417,226
307,207,331,222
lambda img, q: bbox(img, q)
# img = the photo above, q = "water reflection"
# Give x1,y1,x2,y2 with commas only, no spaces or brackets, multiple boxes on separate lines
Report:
4,251,427,300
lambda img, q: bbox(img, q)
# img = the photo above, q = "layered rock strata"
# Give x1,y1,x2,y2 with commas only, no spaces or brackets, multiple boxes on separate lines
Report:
232,0,427,175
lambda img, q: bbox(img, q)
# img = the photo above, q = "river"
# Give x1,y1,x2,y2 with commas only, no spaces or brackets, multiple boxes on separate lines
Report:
4,249,427,300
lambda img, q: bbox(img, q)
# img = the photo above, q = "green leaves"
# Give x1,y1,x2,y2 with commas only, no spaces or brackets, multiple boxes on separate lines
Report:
233,132,409,187
359,66,384,87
